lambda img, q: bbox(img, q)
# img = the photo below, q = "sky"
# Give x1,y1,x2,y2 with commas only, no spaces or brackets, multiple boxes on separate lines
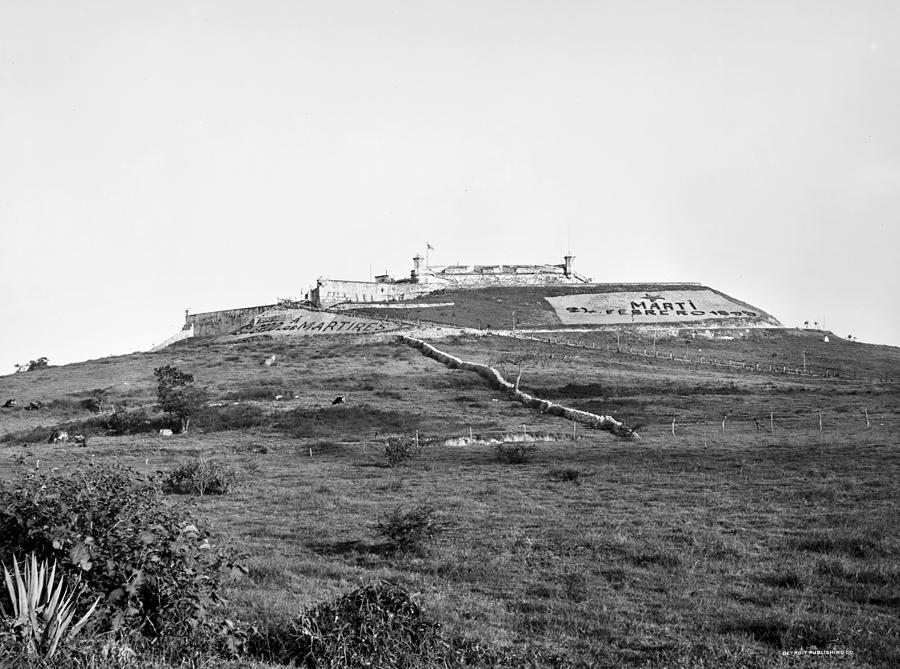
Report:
1,0,898,373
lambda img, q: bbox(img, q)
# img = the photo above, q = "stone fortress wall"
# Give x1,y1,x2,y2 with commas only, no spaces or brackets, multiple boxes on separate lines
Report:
311,254,589,307
172,252,779,340
310,279,434,307
185,305,276,337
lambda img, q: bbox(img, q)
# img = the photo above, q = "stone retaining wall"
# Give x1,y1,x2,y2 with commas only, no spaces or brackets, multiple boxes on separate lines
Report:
401,336,637,440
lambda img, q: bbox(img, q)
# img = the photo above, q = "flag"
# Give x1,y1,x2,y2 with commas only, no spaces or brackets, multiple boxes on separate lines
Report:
426,243,434,250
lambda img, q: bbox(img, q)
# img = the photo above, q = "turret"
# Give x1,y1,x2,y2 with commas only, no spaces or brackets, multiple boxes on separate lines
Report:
564,254,574,277
412,254,424,281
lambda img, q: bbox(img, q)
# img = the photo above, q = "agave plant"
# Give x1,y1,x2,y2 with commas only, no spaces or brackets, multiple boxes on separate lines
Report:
2,553,100,658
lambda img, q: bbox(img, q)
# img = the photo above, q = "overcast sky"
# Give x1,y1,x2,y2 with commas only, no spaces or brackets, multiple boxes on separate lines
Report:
1,1,898,372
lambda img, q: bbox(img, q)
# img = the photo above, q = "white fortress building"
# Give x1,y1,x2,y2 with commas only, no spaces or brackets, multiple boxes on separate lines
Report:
310,254,591,307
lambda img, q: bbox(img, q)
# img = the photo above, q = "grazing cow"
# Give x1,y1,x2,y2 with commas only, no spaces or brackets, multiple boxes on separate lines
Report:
48,430,69,444
2,399,15,408
159,429,174,436
25,401,44,411
72,434,87,446
263,354,276,367
332,395,345,405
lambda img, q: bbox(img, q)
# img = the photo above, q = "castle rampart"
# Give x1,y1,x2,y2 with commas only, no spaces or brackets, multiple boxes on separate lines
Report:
310,255,590,307
186,304,276,336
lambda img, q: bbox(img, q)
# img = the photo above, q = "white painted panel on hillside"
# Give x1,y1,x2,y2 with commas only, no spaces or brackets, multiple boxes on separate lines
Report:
221,308,401,339
545,289,768,325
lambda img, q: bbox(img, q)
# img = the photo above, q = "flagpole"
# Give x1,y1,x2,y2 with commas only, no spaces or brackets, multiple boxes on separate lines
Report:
425,244,429,269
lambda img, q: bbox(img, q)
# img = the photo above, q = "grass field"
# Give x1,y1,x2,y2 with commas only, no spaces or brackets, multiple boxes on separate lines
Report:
1,332,897,667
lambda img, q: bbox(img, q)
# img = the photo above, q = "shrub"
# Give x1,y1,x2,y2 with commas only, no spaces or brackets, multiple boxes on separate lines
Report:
14,357,49,373
376,505,438,552
0,464,238,638
162,457,242,495
248,582,564,668
283,581,447,668
106,408,169,436
384,435,420,468
80,397,104,413
549,467,582,485
494,442,535,464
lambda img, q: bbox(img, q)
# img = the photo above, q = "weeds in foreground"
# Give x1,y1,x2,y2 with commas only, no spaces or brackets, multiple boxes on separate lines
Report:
1,554,99,659
0,464,240,638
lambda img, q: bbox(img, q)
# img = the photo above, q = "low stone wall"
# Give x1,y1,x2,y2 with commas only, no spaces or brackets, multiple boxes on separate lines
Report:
186,305,276,336
401,336,637,440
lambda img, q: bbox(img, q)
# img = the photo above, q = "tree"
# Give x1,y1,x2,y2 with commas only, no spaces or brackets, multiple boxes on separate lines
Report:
14,356,49,373
154,365,207,433
491,353,543,392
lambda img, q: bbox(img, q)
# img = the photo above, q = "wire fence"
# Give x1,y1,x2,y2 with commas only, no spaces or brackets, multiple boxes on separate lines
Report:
368,410,898,450
504,333,894,383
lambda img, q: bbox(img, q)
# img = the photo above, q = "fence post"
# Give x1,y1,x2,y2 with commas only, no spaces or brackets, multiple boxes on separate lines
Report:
865,408,870,429
671,417,676,437
770,412,774,435
722,416,727,433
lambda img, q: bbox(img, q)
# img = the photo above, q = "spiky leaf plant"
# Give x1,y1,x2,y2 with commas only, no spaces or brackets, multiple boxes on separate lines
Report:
2,553,99,658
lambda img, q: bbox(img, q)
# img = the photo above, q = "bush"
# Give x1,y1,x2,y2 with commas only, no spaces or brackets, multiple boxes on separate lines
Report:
384,435,420,468
376,505,438,553
247,582,566,668
106,408,173,436
0,464,239,638
14,357,49,373
0,410,173,444
549,467,583,485
162,458,243,495
494,442,535,464
281,581,447,668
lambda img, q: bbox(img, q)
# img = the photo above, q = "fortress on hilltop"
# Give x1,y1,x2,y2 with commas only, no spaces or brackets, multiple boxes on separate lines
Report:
310,254,590,308
170,250,781,341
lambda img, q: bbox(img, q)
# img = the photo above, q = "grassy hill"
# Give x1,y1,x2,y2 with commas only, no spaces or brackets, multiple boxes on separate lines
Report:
0,332,898,667
343,283,779,330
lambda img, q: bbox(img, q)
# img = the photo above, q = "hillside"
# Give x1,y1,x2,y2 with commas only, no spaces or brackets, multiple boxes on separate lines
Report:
341,283,781,330
0,332,898,667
